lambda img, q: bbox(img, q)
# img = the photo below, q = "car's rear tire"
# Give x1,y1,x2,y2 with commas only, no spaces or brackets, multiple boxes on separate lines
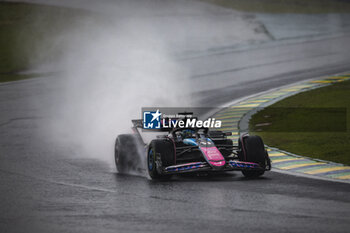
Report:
148,139,174,180
238,135,267,178
115,134,143,174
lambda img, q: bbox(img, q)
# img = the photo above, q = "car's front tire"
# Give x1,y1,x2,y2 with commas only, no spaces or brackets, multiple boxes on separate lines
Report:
147,139,174,180
238,135,268,178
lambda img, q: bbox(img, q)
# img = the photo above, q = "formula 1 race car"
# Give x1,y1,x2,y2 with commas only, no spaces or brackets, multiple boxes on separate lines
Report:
114,114,271,180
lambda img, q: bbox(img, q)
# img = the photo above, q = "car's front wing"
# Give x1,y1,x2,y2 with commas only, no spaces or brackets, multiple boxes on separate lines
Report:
163,160,270,174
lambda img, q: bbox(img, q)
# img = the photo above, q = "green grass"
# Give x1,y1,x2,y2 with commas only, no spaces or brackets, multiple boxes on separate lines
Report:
0,3,90,82
201,0,350,13
250,80,350,165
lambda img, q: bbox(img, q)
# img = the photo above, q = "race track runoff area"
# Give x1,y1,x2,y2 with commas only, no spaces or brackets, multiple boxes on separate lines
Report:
213,74,350,183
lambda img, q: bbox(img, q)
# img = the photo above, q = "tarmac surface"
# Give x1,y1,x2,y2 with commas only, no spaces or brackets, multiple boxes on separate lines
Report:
1,1,350,232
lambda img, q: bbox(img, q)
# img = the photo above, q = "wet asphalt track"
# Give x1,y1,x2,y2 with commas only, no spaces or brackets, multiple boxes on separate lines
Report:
2,35,350,232
1,1,350,233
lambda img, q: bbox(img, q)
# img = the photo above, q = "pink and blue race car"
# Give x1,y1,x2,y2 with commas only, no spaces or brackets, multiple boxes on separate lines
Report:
114,114,271,180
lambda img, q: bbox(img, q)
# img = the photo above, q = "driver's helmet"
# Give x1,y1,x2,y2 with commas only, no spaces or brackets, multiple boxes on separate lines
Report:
182,129,195,139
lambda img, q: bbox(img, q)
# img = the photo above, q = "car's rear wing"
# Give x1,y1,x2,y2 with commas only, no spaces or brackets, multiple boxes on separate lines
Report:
131,118,179,132
131,119,143,128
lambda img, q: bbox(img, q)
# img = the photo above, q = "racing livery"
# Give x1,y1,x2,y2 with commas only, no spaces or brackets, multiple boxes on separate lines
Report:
114,113,271,179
